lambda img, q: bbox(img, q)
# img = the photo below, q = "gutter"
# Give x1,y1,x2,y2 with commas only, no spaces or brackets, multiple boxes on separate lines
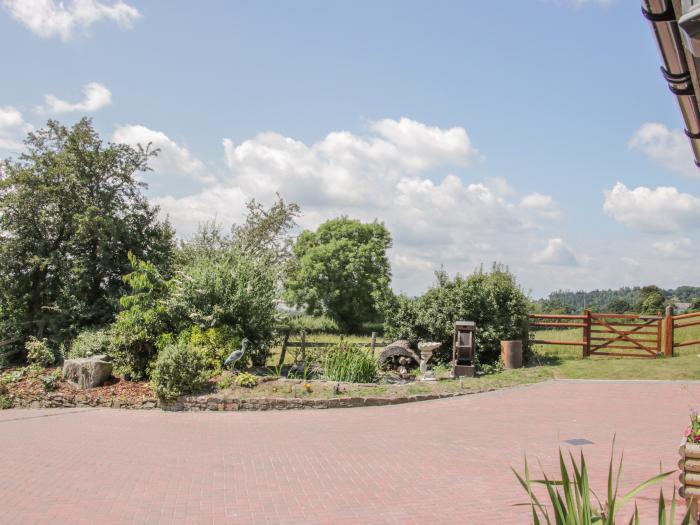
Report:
642,0,700,168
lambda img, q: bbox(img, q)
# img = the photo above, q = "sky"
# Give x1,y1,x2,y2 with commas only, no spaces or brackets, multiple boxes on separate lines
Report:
0,0,698,298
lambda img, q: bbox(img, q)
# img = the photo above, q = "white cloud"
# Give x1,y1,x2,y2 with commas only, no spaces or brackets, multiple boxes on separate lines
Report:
629,123,697,177
150,117,578,295
653,238,693,259
2,0,140,40
0,106,32,151
38,82,112,114
112,125,213,183
520,192,562,220
603,182,700,233
530,238,578,266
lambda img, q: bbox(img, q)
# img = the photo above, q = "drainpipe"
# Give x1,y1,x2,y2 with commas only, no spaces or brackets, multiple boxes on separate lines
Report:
643,0,700,167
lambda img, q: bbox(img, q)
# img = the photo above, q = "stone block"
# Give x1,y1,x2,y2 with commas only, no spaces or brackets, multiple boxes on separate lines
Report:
62,357,113,389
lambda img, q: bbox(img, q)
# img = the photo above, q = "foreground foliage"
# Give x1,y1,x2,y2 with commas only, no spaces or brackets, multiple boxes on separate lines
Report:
513,442,687,524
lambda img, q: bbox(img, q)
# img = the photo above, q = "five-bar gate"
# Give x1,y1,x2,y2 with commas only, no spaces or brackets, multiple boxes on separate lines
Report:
529,310,664,358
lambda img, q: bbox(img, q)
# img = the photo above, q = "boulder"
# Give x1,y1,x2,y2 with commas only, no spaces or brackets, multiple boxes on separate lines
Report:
62,356,113,389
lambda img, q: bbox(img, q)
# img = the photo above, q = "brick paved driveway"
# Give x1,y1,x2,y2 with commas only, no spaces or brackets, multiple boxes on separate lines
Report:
1,380,698,524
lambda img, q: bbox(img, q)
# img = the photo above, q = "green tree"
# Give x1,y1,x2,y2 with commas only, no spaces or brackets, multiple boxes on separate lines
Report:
606,298,632,314
635,285,666,314
0,119,173,351
285,217,392,332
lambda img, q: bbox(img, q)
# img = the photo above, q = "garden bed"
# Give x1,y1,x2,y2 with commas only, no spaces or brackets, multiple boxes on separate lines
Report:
0,365,553,411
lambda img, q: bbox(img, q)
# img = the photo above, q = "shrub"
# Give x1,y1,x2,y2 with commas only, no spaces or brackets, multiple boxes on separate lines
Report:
25,337,55,367
173,325,243,374
233,372,258,388
0,394,11,409
67,328,112,359
167,247,279,367
383,265,529,365
110,254,174,380
150,343,210,400
321,343,378,383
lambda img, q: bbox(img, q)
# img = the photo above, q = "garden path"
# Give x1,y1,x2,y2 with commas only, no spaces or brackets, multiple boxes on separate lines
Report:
1,380,699,524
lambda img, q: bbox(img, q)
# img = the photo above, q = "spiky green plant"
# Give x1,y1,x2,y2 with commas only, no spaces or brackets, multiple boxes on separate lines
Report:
321,342,378,383
512,440,691,524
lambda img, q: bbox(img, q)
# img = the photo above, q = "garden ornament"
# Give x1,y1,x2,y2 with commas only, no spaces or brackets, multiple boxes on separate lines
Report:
224,338,248,373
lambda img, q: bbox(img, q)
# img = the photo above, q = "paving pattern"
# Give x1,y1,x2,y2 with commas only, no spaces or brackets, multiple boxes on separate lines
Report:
1,380,699,524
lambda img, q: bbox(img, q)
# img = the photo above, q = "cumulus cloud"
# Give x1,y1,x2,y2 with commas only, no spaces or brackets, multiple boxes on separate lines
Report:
2,0,140,40
603,182,700,233
37,82,111,114
0,106,32,151
112,125,213,183
530,238,578,266
653,238,693,259
629,123,697,177
520,192,562,220
160,119,509,239
150,117,578,295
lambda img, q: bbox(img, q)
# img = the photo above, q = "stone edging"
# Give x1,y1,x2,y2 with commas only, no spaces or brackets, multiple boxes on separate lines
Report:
11,388,493,411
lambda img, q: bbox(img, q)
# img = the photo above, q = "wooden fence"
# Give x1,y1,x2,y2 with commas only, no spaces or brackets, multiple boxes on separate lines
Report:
666,306,700,355
529,310,666,358
277,331,389,366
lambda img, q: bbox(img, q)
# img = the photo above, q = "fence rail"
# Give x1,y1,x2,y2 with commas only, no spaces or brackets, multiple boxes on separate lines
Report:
277,331,389,366
669,307,700,353
530,306,700,358
529,310,664,358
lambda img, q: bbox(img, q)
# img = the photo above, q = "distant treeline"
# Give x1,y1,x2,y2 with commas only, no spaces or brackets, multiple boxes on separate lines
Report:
533,286,700,315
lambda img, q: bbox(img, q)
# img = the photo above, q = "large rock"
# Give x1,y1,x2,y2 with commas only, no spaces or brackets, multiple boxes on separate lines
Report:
62,356,113,389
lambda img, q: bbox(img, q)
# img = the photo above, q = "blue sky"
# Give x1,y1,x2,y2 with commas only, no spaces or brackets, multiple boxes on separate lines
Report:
0,0,698,297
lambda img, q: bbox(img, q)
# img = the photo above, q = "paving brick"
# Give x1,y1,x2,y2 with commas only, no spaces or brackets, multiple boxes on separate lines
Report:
0,380,697,523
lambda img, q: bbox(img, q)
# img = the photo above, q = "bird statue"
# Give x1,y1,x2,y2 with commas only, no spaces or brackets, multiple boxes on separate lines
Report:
224,338,249,373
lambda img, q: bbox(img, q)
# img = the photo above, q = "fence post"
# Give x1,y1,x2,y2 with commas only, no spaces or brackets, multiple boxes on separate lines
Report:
277,331,290,367
664,305,674,357
300,331,306,363
584,309,590,358
371,331,377,356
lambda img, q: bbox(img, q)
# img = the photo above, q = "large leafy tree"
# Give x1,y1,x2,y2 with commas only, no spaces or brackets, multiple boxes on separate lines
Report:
0,118,174,349
285,217,392,332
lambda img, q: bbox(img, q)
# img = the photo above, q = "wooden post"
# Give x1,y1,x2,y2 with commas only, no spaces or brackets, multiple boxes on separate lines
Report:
665,305,675,357
300,331,306,363
277,331,290,367
371,331,377,356
583,309,591,358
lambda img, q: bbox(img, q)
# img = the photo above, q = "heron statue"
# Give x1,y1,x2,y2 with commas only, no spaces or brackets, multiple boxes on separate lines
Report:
224,338,249,373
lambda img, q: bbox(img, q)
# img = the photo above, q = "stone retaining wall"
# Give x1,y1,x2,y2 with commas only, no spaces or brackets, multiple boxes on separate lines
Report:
11,389,481,411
